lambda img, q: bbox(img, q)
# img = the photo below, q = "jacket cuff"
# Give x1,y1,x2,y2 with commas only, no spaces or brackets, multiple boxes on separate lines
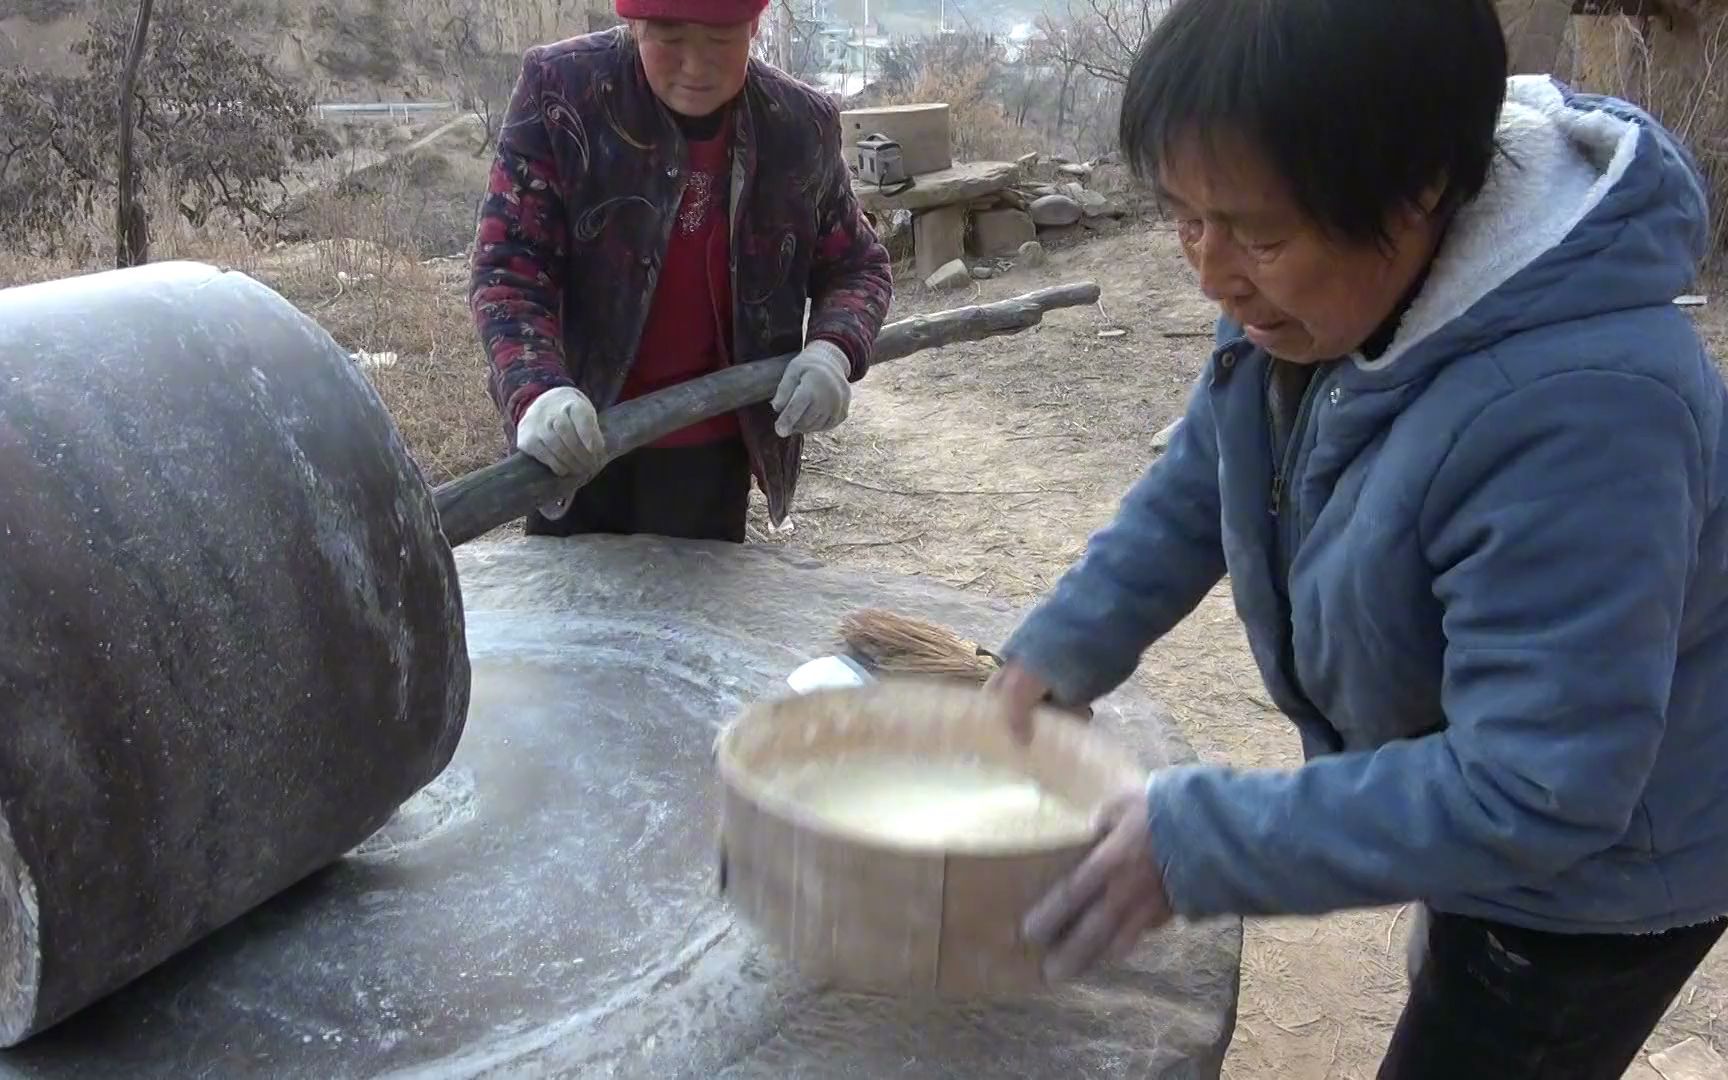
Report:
998,621,1112,708
1144,764,1220,919
806,333,866,382
508,381,567,427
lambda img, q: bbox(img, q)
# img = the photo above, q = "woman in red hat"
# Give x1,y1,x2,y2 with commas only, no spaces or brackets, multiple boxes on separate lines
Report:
469,0,893,542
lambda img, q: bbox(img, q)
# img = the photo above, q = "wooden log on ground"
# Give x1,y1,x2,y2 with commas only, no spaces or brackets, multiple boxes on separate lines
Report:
433,282,1103,546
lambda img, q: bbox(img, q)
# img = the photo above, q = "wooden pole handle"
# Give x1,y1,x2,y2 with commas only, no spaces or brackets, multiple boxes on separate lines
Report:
432,281,1103,547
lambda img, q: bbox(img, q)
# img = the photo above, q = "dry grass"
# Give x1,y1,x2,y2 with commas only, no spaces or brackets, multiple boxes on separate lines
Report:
0,176,260,288
221,121,507,484
251,144,506,484
880,60,1040,163
252,235,501,486
0,251,84,292
0,161,502,486
1574,7,1728,271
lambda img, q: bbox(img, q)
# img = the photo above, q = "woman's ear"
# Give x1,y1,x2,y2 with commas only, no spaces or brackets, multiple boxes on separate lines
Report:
1390,177,1448,238
1416,176,1449,218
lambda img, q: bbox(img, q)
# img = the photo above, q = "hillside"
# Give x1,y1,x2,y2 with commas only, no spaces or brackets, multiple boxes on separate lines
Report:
0,0,1059,99
1,0,605,99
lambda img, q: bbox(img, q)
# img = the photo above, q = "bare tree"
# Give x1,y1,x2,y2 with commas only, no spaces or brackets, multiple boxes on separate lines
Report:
869,33,1038,161
425,0,618,153
1575,9,1726,268
775,0,793,71
1027,18,1091,132
1037,0,1170,87
0,0,333,254
755,0,825,80
439,5,520,154
115,0,154,268
1001,63,1045,130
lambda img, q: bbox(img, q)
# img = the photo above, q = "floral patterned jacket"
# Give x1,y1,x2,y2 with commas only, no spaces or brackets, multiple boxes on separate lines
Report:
469,28,894,524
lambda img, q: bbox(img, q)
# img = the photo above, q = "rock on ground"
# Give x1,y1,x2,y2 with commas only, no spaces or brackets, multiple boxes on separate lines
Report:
913,205,966,279
971,208,1037,257
1078,189,1114,217
1031,194,1083,228
926,258,973,291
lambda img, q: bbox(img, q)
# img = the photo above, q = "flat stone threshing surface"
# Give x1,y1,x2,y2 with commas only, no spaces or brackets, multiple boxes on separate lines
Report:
0,536,1241,1079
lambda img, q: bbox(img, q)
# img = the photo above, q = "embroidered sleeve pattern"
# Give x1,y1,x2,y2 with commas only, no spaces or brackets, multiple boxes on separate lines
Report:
802,106,893,380
469,49,579,431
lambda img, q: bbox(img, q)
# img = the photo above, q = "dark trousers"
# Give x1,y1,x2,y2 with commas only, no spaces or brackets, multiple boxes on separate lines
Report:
524,440,752,543
1380,909,1726,1079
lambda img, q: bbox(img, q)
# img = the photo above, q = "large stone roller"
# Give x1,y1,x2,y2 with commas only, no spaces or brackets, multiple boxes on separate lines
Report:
0,262,471,1046
0,261,1100,1047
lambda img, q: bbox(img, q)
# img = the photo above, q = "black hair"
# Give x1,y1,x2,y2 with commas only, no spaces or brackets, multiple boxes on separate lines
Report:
1119,0,1509,248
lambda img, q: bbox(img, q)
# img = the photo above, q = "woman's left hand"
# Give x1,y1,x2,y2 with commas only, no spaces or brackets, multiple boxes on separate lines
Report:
771,341,852,437
1024,787,1174,981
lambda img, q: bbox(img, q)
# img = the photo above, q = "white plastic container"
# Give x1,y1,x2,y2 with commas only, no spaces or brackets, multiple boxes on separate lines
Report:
785,654,873,694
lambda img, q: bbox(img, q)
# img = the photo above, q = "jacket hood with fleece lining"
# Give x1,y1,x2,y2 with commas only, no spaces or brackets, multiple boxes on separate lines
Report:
1358,74,1710,378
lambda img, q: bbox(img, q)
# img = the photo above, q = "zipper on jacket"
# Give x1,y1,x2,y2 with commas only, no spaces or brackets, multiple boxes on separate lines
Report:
1263,363,1281,511
1269,367,1325,518
1267,363,1332,748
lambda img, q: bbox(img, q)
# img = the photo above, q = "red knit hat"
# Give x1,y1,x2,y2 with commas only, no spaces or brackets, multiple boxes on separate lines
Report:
615,0,769,24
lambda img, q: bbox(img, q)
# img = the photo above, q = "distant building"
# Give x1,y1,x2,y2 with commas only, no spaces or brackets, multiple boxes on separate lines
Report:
794,14,890,102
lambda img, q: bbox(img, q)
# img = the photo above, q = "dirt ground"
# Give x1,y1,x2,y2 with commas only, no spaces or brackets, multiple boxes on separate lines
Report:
738,226,1728,1079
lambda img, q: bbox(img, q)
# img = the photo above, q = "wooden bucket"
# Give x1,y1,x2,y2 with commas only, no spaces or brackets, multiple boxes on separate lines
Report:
714,679,1149,996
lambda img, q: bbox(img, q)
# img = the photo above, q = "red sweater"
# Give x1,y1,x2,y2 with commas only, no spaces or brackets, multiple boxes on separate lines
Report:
618,115,740,448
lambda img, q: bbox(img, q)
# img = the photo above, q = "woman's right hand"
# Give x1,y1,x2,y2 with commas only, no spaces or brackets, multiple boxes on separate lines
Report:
517,386,605,478
985,661,1090,744
517,387,606,520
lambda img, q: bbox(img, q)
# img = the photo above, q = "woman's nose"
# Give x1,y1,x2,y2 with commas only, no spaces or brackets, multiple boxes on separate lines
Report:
1192,230,1252,304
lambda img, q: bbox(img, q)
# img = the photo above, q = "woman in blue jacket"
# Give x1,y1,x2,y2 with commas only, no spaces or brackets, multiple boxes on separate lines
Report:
988,1,1728,1075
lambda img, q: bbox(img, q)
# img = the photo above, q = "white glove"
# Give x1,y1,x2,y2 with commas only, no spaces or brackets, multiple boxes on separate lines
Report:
517,387,605,520
518,386,605,475
771,340,852,438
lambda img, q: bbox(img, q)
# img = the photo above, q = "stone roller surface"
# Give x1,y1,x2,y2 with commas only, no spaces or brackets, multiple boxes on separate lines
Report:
0,537,1242,1078
0,263,470,1048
